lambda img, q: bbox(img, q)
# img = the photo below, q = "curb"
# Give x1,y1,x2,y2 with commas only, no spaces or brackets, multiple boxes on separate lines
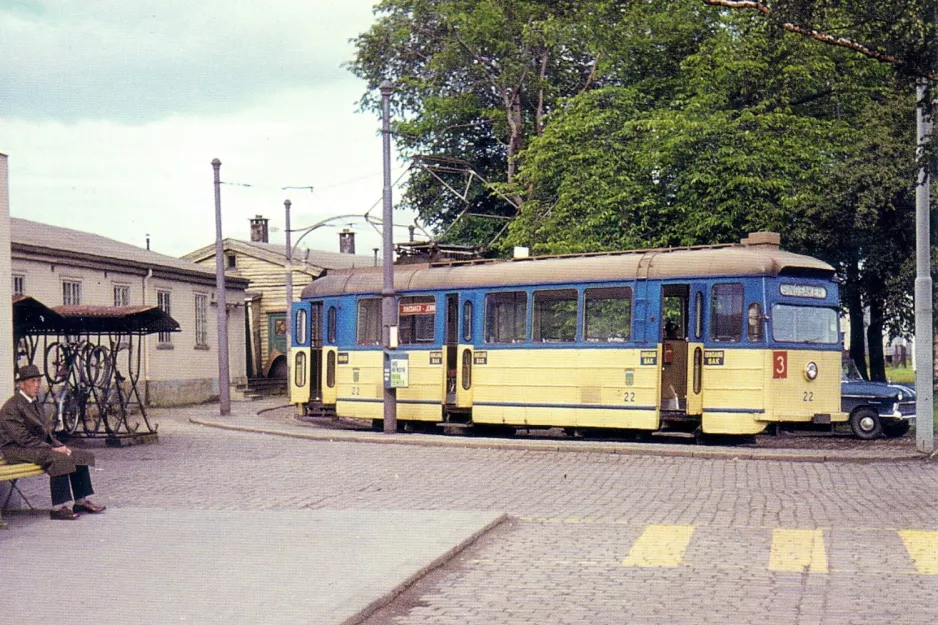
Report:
188,418,925,464
341,512,508,625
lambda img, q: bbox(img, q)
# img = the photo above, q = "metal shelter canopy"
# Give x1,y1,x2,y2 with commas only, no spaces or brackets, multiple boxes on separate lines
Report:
52,305,181,335
11,296,180,336
12,295,65,336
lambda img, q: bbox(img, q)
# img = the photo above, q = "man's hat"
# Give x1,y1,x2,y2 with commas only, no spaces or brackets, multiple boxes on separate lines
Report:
16,364,42,382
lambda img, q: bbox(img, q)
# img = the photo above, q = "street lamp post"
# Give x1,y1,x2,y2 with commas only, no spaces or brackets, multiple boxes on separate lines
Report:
212,158,231,416
380,79,397,434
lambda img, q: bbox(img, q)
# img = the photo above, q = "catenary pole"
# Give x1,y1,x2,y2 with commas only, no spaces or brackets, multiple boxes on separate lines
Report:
212,158,231,416
381,79,397,433
284,199,293,368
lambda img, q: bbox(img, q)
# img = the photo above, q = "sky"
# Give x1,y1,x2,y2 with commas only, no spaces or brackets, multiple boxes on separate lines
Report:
0,0,414,259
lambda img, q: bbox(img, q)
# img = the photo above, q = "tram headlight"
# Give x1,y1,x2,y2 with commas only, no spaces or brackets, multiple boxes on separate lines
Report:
804,361,818,381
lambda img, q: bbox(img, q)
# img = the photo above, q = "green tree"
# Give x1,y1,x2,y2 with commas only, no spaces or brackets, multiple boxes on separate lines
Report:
700,0,934,381
350,0,616,247
507,10,918,380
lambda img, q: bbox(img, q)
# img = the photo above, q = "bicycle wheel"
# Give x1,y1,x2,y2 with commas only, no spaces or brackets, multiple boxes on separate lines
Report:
43,342,69,385
102,387,127,434
84,345,111,389
58,388,81,435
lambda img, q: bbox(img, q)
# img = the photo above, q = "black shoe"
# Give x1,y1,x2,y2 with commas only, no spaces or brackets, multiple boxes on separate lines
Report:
50,507,79,520
73,501,106,514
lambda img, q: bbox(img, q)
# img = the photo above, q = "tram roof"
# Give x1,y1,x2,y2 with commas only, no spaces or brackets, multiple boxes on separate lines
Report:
300,233,835,298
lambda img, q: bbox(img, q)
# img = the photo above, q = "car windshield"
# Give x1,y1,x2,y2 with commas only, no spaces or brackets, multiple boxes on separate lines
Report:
842,359,864,381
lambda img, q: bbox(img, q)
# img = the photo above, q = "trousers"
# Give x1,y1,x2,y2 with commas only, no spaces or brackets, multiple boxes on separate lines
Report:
50,465,94,506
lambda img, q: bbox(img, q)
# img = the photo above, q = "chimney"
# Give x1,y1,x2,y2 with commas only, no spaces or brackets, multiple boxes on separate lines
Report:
249,215,269,243
339,229,356,254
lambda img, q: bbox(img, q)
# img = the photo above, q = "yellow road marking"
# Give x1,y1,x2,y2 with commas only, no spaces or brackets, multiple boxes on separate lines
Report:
622,524,694,567
769,529,828,573
899,530,938,574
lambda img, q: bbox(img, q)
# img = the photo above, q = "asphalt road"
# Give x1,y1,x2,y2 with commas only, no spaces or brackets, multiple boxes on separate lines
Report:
7,401,937,625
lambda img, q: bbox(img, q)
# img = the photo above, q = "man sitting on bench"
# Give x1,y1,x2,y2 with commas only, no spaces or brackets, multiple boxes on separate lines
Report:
0,365,106,520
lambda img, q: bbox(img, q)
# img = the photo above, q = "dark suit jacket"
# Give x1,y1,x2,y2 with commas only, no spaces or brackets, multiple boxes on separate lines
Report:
0,392,94,476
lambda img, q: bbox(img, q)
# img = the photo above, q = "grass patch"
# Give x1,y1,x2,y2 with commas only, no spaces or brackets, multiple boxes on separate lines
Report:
885,365,915,384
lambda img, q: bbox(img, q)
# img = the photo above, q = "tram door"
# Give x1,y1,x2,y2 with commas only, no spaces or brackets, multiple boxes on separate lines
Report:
660,285,690,412
309,303,324,401
445,294,459,404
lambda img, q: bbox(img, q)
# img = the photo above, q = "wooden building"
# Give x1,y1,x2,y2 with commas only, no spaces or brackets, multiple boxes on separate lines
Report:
182,216,375,379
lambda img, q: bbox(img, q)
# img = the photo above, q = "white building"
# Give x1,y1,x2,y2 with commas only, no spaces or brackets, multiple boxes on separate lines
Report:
9,217,249,406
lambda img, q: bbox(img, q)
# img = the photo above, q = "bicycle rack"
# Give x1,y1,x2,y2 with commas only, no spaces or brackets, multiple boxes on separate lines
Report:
12,299,180,446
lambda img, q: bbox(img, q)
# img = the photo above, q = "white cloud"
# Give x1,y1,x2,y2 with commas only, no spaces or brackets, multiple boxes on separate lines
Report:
1,0,419,259
1,0,376,122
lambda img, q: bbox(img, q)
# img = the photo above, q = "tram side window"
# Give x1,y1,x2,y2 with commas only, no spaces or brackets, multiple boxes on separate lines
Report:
462,300,473,341
710,283,743,342
747,302,764,343
584,287,632,343
533,289,577,343
295,309,308,345
357,298,382,345
399,296,436,344
484,291,527,343
327,306,337,344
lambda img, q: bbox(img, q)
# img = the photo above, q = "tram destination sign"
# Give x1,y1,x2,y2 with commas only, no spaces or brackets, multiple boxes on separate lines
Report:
779,284,827,299
704,350,725,366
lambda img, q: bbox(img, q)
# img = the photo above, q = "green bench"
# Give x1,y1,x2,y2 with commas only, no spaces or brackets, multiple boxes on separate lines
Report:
0,458,44,529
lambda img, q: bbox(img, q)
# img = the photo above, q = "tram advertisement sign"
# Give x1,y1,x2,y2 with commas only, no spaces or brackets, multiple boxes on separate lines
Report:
384,353,409,389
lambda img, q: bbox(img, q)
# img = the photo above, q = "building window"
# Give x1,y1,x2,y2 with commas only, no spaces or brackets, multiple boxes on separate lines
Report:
114,285,130,307
158,290,172,343
63,280,82,306
195,293,208,347
226,253,237,268
12,275,25,297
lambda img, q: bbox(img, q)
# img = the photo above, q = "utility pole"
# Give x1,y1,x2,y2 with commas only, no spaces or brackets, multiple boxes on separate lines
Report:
212,158,231,416
915,81,935,454
284,199,293,366
381,79,397,434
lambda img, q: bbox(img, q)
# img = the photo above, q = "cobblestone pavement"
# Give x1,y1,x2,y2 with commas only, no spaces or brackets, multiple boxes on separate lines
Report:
10,401,938,625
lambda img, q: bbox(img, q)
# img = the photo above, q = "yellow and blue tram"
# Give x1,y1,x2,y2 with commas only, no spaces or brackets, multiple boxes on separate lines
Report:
289,232,846,436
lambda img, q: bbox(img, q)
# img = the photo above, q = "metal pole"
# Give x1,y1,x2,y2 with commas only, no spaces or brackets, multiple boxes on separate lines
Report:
914,84,934,454
380,79,397,433
284,199,293,359
212,158,231,416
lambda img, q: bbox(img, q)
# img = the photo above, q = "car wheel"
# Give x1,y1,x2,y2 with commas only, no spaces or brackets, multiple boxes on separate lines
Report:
882,420,911,438
850,408,883,440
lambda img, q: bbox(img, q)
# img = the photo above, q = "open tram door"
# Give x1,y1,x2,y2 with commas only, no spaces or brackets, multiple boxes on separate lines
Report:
659,284,704,418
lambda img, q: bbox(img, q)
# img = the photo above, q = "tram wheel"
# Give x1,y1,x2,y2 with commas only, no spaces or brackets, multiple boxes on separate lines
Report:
850,408,883,440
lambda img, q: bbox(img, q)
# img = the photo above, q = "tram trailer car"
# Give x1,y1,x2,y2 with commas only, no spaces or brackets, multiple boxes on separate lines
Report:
289,232,846,437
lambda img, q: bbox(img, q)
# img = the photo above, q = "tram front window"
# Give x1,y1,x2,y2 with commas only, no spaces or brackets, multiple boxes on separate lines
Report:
771,305,839,344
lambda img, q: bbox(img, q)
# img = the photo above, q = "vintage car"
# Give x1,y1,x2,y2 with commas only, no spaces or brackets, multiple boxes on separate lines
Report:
842,359,916,439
